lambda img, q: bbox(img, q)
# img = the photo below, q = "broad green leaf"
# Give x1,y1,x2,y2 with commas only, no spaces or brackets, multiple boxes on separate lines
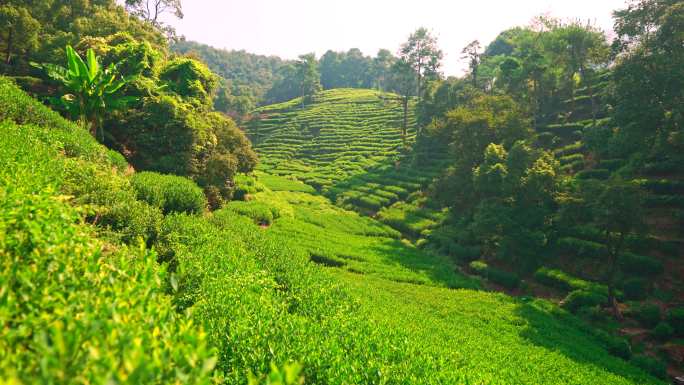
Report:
86,49,99,82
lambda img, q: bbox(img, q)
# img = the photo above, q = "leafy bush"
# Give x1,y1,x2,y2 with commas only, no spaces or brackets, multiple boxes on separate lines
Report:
652,322,674,341
635,179,684,194
576,169,611,180
62,160,163,243
234,174,266,200
556,237,607,259
629,355,667,379
594,330,632,360
561,290,607,313
534,267,591,292
131,171,207,214
223,200,280,225
0,142,216,384
630,303,662,328
469,261,521,289
598,159,626,172
621,278,648,300
620,253,663,276
0,77,121,167
667,308,684,336
559,153,584,166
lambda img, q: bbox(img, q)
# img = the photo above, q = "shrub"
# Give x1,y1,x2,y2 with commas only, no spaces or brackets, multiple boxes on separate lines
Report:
630,303,662,328
607,338,632,360
576,169,610,180
131,171,207,214
598,159,626,172
561,290,606,313
535,132,556,147
621,278,648,300
598,333,632,360
635,179,684,194
652,322,674,341
534,268,587,292
223,200,280,225
234,174,266,200
559,153,584,166
106,148,129,170
469,261,520,289
0,180,216,384
556,237,607,259
667,308,684,336
620,253,663,276
62,159,163,244
629,355,667,379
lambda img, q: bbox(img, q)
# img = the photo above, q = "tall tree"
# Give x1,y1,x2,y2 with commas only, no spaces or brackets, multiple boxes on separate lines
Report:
399,27,443,98
319,50,342,89
390,59,417,140
124,0,183,26
612,0,684,158
371,49,396,91
0,5,39,68
462,40,482,88
548,21,608,122
295,53,321,106
585,179,645,319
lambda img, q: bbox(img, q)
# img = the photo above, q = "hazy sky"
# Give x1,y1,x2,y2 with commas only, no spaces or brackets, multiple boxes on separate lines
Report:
163,0,629,75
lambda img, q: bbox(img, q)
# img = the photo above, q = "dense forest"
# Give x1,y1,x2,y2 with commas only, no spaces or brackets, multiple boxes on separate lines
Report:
1,0,683,384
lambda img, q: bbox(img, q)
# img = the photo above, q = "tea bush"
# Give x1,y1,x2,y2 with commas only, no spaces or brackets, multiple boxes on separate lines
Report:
652,322,674,341
469,261,521,289
0,119,216,384
131,171,207,214
667,307,684,336
630,303,662,328
561,290,607,313
629,355,667,379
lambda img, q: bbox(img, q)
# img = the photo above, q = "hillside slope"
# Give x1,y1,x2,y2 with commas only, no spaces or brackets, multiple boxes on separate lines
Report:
246,88,450,234
238,90,667,384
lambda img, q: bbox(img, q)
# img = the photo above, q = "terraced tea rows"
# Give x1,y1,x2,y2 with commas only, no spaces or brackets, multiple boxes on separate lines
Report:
247,88,451,239
223,173,666,385
247,88,417,191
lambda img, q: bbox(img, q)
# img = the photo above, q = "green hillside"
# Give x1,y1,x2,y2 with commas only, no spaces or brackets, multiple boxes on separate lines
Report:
248,88,416,189
246,88,450,234
1,76,666,384
3,0,682,383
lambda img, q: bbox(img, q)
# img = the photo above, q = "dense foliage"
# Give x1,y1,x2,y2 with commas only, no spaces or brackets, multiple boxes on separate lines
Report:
2,0,683,382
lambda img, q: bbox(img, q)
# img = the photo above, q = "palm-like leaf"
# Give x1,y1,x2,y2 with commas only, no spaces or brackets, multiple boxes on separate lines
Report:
86,49,99,82
34,45,140,141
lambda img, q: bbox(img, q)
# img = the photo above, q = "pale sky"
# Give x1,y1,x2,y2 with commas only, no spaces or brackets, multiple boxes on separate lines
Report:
162,0,629,76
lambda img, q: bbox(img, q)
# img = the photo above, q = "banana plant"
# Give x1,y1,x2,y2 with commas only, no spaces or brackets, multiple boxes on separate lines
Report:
32,45,139,142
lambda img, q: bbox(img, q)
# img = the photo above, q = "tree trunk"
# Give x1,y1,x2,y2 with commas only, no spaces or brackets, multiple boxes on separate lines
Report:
472,63,477,88
606,231,625,321
5,27,13,65
89,117,98,139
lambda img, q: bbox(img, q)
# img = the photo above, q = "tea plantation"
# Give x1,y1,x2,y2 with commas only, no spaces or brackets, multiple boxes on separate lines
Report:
0,78,667,384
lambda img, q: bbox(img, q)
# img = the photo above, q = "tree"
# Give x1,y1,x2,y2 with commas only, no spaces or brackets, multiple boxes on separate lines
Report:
295,53,321,106
33,45,138,142
547,21,608,123
319,50,342,89
399,27,443,98
371,49,396,91
390,58,417,140
612,0,684,159
125,0,183,26
584,179,645,319
0,5,39,68
462,40,482,88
